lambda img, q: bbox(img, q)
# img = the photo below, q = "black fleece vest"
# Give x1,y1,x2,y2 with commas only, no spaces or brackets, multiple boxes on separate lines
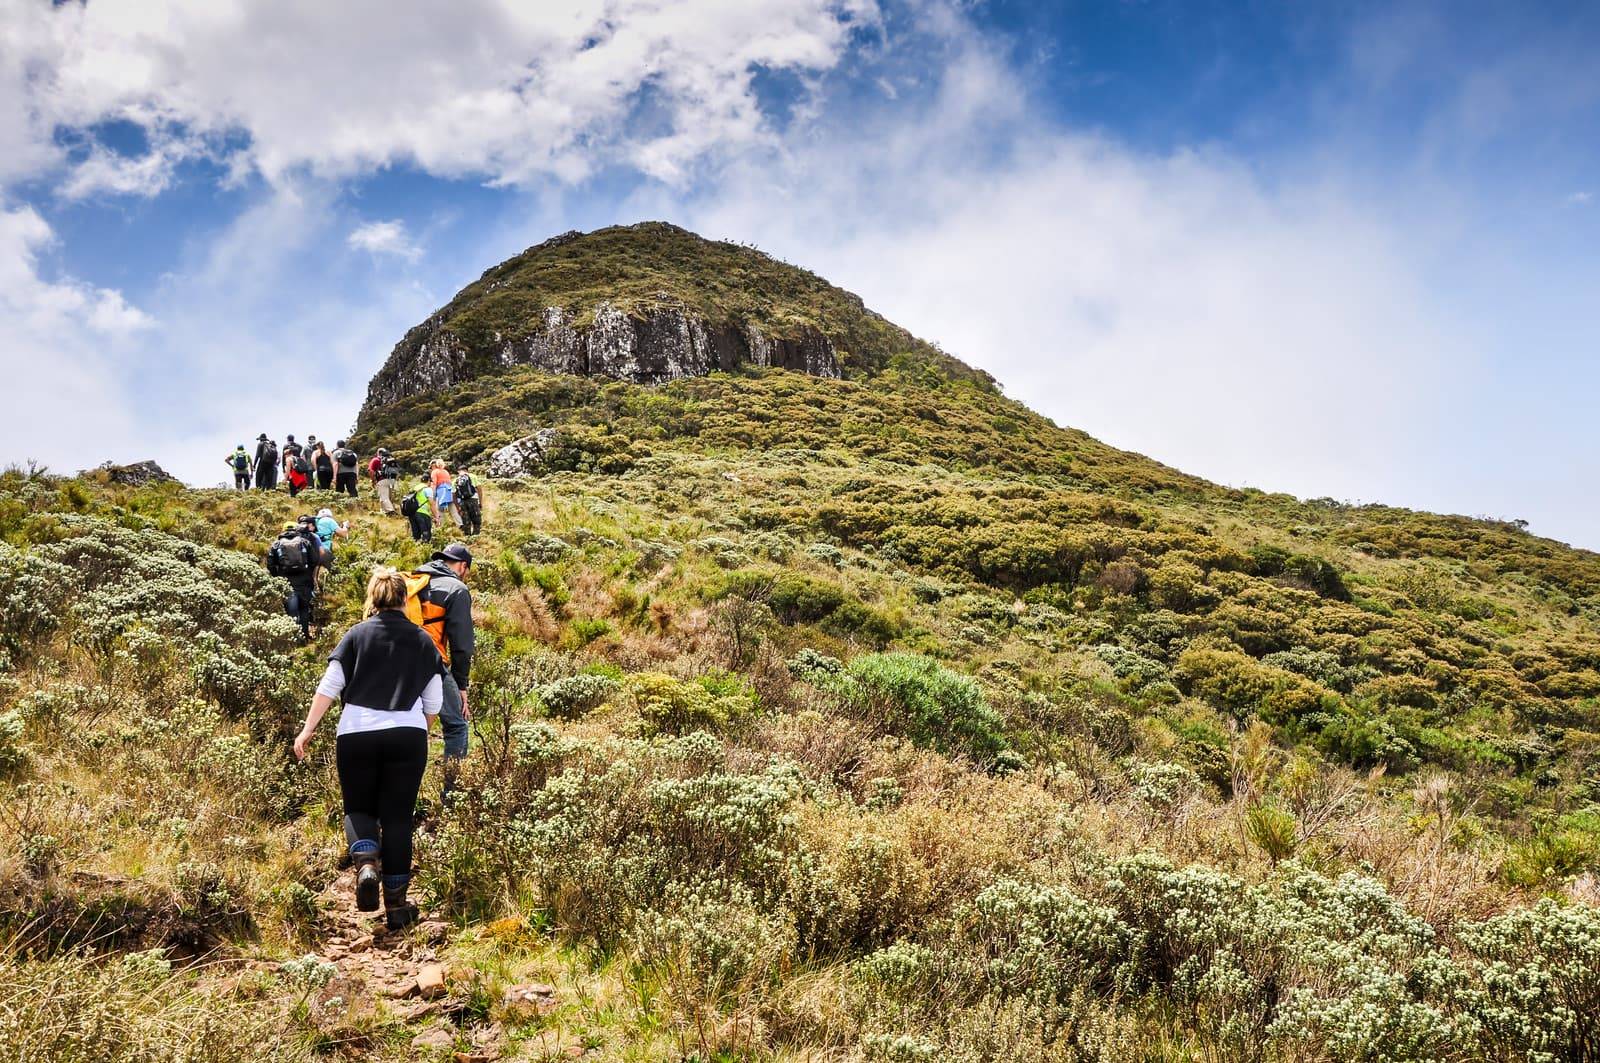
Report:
328,611,443,711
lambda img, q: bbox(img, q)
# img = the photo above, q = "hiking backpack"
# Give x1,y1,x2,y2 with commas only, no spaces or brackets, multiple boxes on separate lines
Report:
401,573,451,663
379,458,402,481
400,491,420,517
293,454,311,476
455,474,477,504
335,447,357,470
263,443,279,467
268,534,309,576
232,452,249,471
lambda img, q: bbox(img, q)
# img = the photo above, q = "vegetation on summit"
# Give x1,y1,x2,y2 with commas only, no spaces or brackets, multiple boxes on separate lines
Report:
2,225,1598,1060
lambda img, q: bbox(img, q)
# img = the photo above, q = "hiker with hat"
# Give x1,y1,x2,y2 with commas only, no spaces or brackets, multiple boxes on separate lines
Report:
315,507,349,566
226,444,252,491
407,542,475,763
254,434,278,491
292,566,444,931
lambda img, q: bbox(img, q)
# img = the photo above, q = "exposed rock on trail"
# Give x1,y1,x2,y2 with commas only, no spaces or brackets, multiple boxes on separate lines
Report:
283,868,518,1056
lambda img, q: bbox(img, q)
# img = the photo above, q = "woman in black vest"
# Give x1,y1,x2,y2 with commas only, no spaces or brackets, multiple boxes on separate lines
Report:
293,567,443,929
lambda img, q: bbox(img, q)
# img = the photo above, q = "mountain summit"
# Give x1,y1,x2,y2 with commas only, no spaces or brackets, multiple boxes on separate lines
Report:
362,222,984,415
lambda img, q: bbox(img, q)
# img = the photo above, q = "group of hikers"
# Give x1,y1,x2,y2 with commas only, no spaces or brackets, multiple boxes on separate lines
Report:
231,435,484,543
281,543,478,931
248,431,485,930
228,434,363,497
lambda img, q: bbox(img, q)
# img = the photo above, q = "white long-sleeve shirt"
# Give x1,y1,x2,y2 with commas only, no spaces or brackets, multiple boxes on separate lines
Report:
317,659,442,736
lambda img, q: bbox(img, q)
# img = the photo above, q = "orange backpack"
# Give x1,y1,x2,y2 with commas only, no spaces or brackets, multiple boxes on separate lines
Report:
402,573,451,664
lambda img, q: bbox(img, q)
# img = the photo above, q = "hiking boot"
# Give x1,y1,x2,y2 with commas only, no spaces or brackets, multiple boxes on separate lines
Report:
354,858,381,913
384,877,418,931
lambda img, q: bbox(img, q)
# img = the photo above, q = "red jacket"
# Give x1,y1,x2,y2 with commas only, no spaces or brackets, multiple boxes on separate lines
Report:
368,455,383,481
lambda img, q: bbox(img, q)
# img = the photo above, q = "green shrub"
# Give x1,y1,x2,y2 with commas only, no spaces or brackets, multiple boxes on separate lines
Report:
1459,899,1600,1060
0,711,25,777
538,673,621,719
842,652,1008,762
627,672,752,735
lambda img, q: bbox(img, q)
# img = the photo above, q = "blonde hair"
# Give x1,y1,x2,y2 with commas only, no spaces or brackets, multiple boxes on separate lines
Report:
364,566,408,617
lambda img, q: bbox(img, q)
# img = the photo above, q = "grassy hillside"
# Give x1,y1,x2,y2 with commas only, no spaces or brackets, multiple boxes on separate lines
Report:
2,415,1598,1059
3,225,1598,1062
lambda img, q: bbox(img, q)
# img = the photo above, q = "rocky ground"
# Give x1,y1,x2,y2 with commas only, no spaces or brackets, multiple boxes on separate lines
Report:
283,870,573,1061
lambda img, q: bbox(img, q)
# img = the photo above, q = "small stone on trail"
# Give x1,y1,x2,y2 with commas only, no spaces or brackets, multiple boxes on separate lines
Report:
417,963,448,999
411,1027,454,1051
400,999,439,1021
382,979,418,999
347,934,373,952
418,920,450,944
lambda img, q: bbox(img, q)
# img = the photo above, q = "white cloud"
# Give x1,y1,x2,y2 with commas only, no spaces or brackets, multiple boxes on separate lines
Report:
0,0,878,192
644,21,1599,547
1567,190,1593,206
0,203,148,471
348,220,422,261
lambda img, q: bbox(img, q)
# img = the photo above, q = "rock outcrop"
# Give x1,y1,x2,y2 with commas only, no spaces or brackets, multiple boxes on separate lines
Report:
365,297,840,409
486,429,563,478
96,460,176,486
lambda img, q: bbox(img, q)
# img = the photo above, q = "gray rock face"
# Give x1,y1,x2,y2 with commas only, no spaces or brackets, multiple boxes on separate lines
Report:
364,298,841,409
96,460,176,486
486,429,562,478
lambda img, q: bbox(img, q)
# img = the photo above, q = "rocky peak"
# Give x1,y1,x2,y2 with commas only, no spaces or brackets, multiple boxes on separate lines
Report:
357,222,965,424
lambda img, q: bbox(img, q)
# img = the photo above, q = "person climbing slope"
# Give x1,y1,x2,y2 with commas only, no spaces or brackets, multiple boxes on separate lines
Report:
292,567,443,931
285,439,313,498
254,435,278,491
454,465,483,537
372,448,400,515
315,507,348,566
267,522,317,640
313,442,335,491
281,434,303,479
333,440,360,498
430,459,459,528
407,542,475,765
402,474,433,543
227,444,252,490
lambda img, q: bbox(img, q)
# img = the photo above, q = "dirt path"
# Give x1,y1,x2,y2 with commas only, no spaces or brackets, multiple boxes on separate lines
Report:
290,869,558,1060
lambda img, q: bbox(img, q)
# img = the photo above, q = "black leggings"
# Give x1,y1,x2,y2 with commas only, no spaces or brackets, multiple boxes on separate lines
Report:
336,727,428,876
335,471,358,497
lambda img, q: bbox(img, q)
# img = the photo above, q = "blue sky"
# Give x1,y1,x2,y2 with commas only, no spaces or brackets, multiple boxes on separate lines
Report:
1,0,1596,549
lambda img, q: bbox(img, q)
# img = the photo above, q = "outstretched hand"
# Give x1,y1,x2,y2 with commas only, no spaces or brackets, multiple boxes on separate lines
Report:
293,727,314,760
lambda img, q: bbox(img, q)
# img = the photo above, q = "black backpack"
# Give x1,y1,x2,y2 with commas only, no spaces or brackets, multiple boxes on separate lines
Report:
263,443,279,466
269,534,309,576
380,458,402,481
400,491,420,517
232,452,249,471
335,447,357,470
455,474,477,503
293,454,311,475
